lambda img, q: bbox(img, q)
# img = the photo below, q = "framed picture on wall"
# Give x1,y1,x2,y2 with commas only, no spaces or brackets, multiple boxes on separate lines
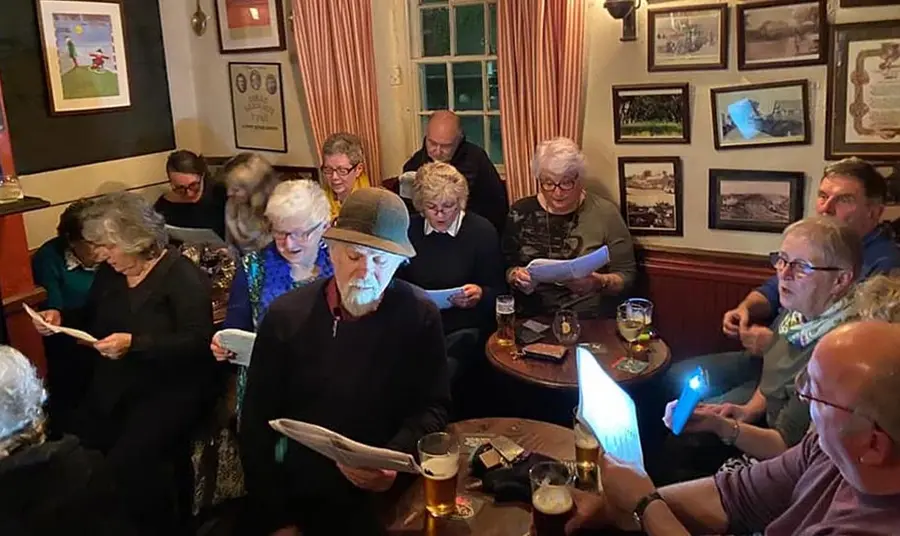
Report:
229,62,288,153
618,156,683,237
612,83,691,144
873,162,900,206
737,0,827,70
825,20,900,161
35,0,131,114
215,0,286,53
647,4,729,72
708,168,805,233
711,80,810,150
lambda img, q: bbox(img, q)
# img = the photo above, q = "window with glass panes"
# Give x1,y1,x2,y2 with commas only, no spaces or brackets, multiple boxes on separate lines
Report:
411,0,502,165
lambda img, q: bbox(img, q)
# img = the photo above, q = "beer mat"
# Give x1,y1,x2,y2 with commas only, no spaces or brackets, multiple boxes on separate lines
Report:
449,494,484,520
461,434,495,452
578,342,608,356
612,357,649,375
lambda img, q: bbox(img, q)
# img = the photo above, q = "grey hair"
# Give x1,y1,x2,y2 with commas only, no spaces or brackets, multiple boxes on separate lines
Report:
0,346,46,454
531,137,586,180
851,273,900,322
322,132,364,166
411,162,469,213
221,152,279,194
81,192,167,259
782,215,862,278
265,180,331,228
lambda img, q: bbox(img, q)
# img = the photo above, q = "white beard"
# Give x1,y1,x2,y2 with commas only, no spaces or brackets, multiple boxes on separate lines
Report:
339,280,383,317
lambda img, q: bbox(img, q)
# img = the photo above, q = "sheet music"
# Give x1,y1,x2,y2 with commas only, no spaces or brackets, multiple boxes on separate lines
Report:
215,328,256,366
424,287,465,310
23,303,98,343
576,347,645,471
270,418,422,474
526,246,610,284
165,224,226,248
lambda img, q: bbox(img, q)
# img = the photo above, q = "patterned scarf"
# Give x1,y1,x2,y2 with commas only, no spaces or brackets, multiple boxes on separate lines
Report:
777,295,853,348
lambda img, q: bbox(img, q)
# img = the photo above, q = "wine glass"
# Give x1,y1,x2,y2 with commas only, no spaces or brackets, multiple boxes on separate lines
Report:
617,300,648,360
552,309,581,345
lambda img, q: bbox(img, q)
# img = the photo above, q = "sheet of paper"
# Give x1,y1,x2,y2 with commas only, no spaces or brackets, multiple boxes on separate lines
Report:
216,328,256,367
270,418,422,474
22,303,98,343
526,246,610,284
727,98,761,140
165,224,226,248
576,347,644,471
424,287,465,310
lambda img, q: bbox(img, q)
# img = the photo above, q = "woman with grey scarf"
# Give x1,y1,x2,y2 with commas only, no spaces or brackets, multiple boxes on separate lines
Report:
222,152,283,254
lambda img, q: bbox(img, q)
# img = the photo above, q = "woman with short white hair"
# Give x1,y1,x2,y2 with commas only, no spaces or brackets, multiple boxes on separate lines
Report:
502,137,636,317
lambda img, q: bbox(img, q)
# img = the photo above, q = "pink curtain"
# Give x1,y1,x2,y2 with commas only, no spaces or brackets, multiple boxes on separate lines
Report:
497,0,586,201
291,0,383,184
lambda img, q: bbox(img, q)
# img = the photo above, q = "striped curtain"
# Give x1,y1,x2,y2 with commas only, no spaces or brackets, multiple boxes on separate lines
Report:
497,0,586,201
291,0,383,184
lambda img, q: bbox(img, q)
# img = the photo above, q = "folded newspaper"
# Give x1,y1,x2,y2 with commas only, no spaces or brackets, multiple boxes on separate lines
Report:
526,245,610,284
23,303,98,343
270,418,422,474
215,328,256,366
165,224,226,248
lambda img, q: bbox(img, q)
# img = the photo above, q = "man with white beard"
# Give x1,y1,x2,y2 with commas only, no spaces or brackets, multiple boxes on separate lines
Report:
240,188,450,536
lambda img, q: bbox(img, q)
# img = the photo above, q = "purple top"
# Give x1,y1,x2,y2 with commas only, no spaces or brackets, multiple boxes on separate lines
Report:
716,432,900,535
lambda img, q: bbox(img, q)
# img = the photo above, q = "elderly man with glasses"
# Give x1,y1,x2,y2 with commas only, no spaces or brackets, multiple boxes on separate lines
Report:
565,320,900,536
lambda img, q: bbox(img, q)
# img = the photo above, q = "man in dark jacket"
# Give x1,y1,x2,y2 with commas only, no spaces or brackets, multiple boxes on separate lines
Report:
403,110,509,233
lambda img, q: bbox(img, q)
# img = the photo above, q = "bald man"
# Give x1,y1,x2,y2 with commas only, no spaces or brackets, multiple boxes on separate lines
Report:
403,111,509,232
565,321,900,536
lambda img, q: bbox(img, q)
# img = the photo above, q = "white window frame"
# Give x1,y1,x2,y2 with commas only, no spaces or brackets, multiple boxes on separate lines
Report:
408,0,502,168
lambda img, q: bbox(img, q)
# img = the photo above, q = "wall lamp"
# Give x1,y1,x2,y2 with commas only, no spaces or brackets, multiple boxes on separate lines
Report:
604,0,641,42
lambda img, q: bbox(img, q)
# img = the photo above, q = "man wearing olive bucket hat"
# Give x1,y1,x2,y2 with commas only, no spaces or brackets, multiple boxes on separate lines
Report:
240,188,451,536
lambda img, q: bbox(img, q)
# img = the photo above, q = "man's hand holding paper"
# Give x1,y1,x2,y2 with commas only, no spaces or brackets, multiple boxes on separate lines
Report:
337,464,397,492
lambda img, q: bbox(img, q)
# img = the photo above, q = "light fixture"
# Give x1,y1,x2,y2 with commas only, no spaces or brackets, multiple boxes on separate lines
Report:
604,0,641,42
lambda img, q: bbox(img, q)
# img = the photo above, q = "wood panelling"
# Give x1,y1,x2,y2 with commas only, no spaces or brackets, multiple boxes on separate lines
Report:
635,245,773,361
2,287,47,375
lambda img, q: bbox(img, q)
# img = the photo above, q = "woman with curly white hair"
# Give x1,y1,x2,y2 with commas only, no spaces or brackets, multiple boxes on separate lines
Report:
502,137,636,317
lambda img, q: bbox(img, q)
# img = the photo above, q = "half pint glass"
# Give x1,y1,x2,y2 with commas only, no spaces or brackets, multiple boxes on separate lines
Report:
574,407,600,489
530,461,574,536
496,294,515,346
418,432,459,517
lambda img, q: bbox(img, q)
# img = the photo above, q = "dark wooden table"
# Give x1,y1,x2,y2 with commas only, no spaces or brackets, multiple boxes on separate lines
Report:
485,318,671,390
382,418,574,535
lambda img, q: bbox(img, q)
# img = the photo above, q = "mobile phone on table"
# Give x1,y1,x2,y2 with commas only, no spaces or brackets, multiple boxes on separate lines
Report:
670,367,709,436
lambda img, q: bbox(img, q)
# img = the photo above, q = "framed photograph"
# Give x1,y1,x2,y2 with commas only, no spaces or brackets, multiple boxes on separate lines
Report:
825,21,900,162
711,80,810,150
215,0,286,54
737,0,826,70
229,62,287,153
35,0,131,114
708,169,805,233
647,4,728,72
873,162,900,206
618,157,683,236
612,84,691,144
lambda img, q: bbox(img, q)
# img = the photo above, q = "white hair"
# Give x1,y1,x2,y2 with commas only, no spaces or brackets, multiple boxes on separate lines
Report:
265,180,331,228
531,137,586,180
0,346,46,455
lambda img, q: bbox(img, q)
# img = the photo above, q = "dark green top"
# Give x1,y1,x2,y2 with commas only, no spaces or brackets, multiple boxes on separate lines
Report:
31,236,95,310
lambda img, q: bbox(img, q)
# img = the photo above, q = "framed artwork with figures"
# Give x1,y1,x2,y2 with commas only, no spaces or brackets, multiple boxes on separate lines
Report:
618,156,683,237
825,20,900,161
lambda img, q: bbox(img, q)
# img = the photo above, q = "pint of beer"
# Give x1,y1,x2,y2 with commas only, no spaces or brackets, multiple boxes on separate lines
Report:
529,462,574,536
573,408,600,490
496,294,515,346
417,432,460,518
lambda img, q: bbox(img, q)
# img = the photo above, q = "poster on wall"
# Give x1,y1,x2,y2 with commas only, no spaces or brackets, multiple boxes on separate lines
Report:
36,0,131,115
215,0,286,54
229,62,287,153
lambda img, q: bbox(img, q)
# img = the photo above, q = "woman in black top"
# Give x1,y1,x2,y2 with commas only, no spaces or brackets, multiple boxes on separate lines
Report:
32,192,217,533
154,149,227,238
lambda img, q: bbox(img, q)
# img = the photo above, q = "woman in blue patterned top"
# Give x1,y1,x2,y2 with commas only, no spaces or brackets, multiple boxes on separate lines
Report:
211,179,333,415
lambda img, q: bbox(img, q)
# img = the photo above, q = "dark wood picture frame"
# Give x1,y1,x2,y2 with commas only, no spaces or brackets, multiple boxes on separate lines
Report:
737,0,827,70
708,168,805,233
647,4,729,72
618,156,684,237
612,83,691,144
228,62,288,153
710,80,811,150
214,0,287,54
825,20,900,162
839,0,900,6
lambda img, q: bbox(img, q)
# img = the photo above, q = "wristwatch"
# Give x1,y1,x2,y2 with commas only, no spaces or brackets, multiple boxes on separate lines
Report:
721,419,741,446
632,490,664,530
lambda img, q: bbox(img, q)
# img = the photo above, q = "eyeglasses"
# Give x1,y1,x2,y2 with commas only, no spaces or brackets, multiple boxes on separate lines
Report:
271,221,325,242
424,201,459,214
171,180,202,195
320,163,359,178
794,367,882,431
769,252,843,279
538,178,577,192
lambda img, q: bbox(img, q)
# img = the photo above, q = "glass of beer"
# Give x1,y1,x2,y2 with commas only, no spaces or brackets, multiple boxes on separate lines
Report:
530,461,574,536
417,432,459,518
573,407,600,490
496,294,516,346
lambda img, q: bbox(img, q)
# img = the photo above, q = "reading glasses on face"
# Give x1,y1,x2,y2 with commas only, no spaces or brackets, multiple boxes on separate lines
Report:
768,252,842,278
172,181,202,194
272,222,324,242
320,163,359,177
794,368,883,431
538,180,577,192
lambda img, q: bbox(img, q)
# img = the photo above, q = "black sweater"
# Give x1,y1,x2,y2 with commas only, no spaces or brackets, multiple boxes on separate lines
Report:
398,212,506,335
240,278,450,533
153,182,227,239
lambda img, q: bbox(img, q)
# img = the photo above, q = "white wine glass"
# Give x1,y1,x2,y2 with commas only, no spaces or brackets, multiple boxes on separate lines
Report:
617,300,648,360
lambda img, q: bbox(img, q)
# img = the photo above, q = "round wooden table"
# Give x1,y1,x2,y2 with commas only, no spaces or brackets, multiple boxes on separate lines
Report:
382,418,574,536
485,318,671,390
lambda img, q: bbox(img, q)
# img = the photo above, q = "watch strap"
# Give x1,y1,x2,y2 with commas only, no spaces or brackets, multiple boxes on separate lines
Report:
633,490,664,528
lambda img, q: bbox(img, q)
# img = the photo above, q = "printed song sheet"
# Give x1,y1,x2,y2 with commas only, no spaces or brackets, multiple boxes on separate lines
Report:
23,303,98,343
270,419,422,474
165,225,226,248
526,246,610,284
424,287,465,310
215,328,256,366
